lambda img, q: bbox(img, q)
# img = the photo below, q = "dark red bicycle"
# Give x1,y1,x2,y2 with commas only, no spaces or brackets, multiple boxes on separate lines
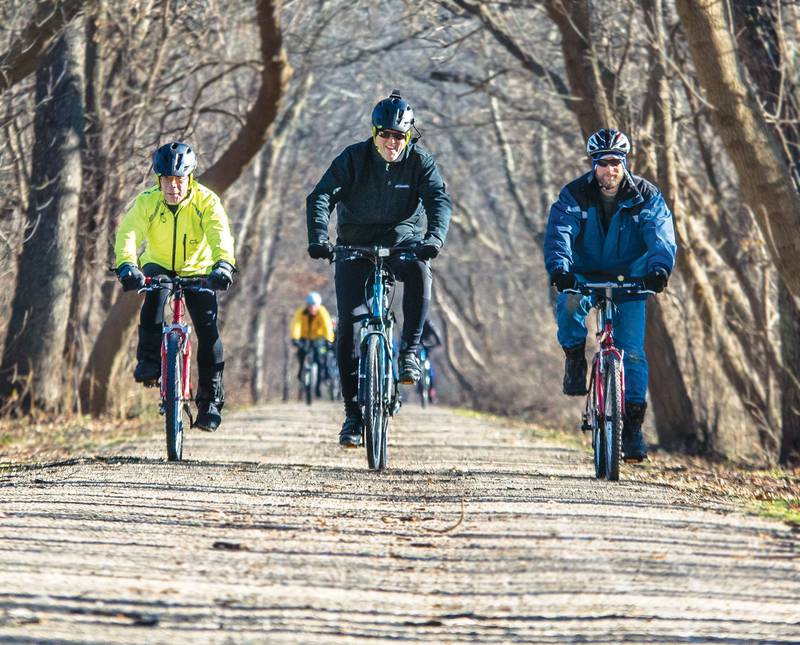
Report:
140,276,211,461
566,277,652,481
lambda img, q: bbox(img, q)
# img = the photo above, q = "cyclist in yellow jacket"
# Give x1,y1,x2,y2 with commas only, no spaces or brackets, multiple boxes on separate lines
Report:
290,292,335,396
114,141,236,431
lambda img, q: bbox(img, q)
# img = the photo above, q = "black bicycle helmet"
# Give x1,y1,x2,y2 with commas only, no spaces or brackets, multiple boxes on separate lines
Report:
586,128,631,159
371,90,415,133
153,141,197,176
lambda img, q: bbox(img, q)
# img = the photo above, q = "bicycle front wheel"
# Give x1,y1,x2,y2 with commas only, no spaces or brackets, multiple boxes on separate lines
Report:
588,360,604,479
603,353,623,481
363,335,386,471
165,332,184,462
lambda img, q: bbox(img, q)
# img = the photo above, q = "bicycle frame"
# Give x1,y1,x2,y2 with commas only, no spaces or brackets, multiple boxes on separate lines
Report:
159,283,193,404
358,250,397,408
586,285,627,422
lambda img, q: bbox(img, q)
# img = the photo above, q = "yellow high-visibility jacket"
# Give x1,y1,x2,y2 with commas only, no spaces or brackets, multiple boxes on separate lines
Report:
290,305,335,343
114,179,236,275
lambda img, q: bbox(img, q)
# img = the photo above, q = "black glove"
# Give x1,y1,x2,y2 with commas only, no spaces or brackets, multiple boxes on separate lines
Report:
208,261,234,291
643,267,669,293
550,268,577,293
116,263,145,292
307,241,334,260
416,235,441,261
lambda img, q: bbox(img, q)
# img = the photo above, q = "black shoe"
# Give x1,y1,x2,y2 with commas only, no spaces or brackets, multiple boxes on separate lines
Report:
195,401,221,432
622,401,648,462
399,350,421,384
339,401,363,448
562,343,588,396
339,416,363,448
133,360,160,385
195,362,225,432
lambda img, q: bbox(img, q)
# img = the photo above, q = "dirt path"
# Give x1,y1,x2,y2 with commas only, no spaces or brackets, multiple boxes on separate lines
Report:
1,402,798,643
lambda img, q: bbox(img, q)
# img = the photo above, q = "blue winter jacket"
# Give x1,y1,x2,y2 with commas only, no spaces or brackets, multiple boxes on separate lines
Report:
544,171,677,281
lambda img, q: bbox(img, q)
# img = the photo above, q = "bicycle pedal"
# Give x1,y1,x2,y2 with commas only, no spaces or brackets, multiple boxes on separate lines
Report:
580,423,593,432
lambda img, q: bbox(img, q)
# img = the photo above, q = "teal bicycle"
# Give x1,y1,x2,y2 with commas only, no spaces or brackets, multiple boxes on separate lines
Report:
334,245,414,470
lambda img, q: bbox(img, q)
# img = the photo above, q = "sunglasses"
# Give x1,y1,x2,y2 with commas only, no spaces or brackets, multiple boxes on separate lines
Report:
377,130,406,141
594,158,623,168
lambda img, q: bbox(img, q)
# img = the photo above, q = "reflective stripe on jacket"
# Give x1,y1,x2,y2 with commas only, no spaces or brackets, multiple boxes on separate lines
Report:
290,305,335,343
114,179,236,275
544,171,676,279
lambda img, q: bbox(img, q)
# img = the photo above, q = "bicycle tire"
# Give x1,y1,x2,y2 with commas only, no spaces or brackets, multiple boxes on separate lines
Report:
589,359,604,479
364,335,385,471
307,361,318,406
604,353,623,481
165,332,184,462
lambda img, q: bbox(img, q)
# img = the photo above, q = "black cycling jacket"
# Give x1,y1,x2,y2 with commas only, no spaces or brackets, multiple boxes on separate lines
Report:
306,138,452,248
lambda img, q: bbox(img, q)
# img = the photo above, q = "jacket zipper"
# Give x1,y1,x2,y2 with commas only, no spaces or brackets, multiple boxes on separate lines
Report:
383,162,390,221
170,209,179,272
183,234,187,263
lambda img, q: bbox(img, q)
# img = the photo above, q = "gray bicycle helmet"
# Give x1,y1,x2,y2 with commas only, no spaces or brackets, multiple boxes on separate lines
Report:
371,90,415,134
153,141,197,176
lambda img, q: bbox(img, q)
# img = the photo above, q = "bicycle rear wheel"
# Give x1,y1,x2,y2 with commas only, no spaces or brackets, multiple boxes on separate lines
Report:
165,332,184,462
364,335,386,471
306,361,318,405
603,353,623,481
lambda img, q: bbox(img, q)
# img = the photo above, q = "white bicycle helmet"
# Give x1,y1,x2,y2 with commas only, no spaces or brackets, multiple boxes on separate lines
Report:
586,128,631,159
306,291,322,307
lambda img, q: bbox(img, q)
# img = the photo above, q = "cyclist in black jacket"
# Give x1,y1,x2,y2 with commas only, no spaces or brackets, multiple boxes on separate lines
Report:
306,90,452,447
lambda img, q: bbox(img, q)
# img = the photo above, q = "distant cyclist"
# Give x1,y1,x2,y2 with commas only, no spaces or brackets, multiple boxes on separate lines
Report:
306,90,452,447
543,128,677,461
290,291,335,396
420,318,443,403
114,141,236,431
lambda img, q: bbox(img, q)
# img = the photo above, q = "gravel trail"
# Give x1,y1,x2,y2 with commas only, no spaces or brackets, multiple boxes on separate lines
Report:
1,402,798,643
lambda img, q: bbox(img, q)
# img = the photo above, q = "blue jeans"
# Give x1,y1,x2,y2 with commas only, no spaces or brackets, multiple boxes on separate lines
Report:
555,293,647,404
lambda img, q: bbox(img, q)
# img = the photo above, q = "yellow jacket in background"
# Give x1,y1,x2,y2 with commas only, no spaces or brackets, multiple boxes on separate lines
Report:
290,305,335,343
114,179,236,275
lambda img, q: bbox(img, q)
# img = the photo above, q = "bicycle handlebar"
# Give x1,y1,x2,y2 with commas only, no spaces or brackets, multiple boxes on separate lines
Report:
333,244,419,262
139,276,215,293
564,279,654,297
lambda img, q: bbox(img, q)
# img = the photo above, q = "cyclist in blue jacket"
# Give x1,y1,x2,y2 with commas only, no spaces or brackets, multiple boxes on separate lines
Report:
543,128,677,461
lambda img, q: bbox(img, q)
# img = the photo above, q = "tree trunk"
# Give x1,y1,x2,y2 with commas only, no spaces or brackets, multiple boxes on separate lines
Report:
779,283,800,464
0,0,91,97
640,0,701,449
0,26,85,414
675,0,800,300
729,1,800,465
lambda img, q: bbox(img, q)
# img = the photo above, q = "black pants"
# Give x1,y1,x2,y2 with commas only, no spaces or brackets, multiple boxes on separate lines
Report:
335,255,431,402
140,263,223,368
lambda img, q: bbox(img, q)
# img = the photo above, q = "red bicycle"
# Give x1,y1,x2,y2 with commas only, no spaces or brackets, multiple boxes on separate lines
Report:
140,276,211,461
567,278,651,481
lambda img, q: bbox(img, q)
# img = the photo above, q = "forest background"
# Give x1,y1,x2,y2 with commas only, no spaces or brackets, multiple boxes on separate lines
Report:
2,0,800,466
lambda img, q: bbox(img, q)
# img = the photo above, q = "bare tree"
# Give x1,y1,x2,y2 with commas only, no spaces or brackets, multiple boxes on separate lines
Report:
0,24,84,413
675,0,800,300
